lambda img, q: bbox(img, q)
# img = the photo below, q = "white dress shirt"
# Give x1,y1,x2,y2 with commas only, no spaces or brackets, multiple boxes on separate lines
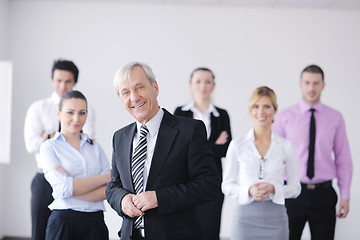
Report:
132,108,163,228
133,108,164,190
181,101,219,139
39,132,110,212
24,92,95,170
222,129,301,205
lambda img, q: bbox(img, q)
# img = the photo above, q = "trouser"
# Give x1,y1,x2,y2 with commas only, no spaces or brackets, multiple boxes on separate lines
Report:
31,173,53,240
46,209,108,240
132,228,145,240
285,183,337,240
196,194,224,240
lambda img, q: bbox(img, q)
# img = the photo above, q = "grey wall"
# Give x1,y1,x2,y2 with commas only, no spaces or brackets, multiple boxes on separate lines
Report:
0,0,8,59
0,0,9,238
3,0,360,239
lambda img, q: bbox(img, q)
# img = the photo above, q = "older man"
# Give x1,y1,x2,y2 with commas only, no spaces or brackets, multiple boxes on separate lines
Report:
106,62,221,240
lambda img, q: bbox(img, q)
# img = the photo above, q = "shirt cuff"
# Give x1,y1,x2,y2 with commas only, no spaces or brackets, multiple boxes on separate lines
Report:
238,183,253,204
52,176,73,199
271,182,284,205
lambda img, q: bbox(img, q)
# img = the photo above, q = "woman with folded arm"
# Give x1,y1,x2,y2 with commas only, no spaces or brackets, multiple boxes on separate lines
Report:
174,67,232,240
40,90,110,240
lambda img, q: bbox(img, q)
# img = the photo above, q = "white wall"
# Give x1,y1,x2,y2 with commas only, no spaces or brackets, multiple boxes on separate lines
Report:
4,1,360,239
0,0,9,238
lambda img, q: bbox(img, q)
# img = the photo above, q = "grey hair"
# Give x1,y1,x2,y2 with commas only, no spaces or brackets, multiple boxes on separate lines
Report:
113,61,156,89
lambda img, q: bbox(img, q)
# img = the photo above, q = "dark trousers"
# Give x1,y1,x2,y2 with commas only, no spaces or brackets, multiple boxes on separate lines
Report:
31,173,53,240
131,229,145,240
196,194,224,240
285,185,338,240
46,209,109,240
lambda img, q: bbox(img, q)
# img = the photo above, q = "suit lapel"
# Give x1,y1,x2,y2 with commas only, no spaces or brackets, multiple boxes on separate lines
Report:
119,123,136,193
209,112,218,142
146,110,178,190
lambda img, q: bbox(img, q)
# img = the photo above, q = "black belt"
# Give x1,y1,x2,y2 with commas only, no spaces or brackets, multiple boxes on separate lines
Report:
132,228,145,239
301,180,332,190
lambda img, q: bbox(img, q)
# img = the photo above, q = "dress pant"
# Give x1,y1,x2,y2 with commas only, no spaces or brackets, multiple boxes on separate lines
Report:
285,184,337,240
196,194,224,240
31,173,53,240
46,209,108,240
131,229,145,240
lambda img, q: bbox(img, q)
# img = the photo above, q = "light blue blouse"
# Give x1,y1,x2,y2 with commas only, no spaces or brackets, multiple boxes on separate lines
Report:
39,132,110,212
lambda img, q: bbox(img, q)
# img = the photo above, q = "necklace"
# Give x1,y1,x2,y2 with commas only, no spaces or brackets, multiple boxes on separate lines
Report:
254,142,262,153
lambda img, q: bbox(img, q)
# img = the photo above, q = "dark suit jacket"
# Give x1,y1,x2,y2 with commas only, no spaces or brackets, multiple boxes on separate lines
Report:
106,109,221,240
174,106,232,175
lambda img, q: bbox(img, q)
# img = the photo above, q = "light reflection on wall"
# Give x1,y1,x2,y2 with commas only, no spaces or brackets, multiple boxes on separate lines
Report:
0,61,12,164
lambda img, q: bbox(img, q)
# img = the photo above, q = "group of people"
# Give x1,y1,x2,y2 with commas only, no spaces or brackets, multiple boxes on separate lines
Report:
24,59,353,240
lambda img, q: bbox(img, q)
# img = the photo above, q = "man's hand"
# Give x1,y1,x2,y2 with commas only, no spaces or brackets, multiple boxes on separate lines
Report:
121,194,144,218
133,191,158,212
42,132,55,141
337,199,349,218
249,182,275,201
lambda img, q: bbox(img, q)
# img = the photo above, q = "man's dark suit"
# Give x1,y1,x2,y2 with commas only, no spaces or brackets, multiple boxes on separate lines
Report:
174,106,232,240
106,109,221,240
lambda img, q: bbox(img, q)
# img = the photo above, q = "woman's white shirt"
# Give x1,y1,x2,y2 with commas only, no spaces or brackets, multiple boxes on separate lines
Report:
39,132,110,212
222,129,301,205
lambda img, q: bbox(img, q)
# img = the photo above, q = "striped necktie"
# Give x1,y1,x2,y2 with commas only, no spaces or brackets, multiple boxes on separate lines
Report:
132,125,149,228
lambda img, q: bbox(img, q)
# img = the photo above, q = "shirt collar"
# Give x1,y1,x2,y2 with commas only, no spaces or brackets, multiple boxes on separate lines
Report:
299,100,324,113
54,132,91,147
181,101,220,117
51,92,61,106
245,128,276,141
136,107,164,138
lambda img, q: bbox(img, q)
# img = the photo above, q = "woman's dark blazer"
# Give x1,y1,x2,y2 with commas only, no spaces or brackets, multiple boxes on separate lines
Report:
174,106,232,174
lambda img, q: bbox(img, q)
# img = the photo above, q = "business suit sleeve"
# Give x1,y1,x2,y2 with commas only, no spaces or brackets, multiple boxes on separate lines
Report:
209,109,232,159
106,132,131,217
156,121,221,214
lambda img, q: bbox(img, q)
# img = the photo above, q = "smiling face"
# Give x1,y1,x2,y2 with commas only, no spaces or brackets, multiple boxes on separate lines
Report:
250,96,276,128
57,98,87,136
117,66,159,124
300,72,325,106
52,69,76,97
189,70,215,101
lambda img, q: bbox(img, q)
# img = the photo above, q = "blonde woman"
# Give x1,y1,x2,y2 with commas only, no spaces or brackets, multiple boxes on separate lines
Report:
222,86,301,240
